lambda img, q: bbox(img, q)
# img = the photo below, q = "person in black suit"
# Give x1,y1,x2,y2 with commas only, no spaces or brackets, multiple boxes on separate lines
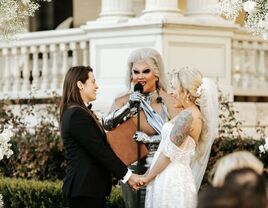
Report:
59,66,139,208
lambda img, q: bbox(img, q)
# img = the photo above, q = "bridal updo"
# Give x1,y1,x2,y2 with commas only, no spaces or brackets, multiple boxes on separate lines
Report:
171,67,203,105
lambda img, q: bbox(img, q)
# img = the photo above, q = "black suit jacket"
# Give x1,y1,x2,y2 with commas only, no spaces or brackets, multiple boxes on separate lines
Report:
60,107,128,198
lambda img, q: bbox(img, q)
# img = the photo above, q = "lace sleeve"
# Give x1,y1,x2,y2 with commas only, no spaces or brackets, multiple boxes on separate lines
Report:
162,111,193,161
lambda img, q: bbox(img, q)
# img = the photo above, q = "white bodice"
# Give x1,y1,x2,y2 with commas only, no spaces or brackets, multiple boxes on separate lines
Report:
158,122,196,165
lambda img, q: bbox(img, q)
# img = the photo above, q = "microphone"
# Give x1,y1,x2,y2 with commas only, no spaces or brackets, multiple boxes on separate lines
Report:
130,83,144,108
134,83,143,93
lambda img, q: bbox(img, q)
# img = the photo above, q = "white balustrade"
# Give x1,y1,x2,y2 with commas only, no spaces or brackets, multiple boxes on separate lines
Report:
0,29,89,99
232,30,268,96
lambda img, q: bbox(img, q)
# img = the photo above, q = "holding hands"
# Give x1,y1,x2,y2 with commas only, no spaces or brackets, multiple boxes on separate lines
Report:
127,172,152,190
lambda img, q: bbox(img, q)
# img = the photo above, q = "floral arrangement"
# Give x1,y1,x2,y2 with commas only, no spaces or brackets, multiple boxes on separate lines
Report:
0,128,14,208
217,0,268,39
259,136,268,154
0,0,51,39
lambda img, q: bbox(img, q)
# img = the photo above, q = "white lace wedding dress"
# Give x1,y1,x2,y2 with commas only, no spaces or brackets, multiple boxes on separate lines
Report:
145,122,197,208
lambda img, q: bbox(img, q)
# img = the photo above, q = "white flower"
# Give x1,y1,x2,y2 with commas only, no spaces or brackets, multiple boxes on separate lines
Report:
243,0,257,14
217,0,268,39
265,137,268,144
0,129,14,160
259,145,265,153
196,83,204,96
259,136,268,154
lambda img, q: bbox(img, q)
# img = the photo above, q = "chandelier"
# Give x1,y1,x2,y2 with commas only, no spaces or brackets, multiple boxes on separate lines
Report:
217,0,268,40
0,0,50,40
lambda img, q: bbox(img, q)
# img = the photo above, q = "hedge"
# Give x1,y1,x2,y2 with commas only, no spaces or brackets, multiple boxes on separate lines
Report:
0,177,124,208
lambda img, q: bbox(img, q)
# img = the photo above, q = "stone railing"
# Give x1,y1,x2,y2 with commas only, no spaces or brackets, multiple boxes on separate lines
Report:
232,29,268,97
0,28,89,99
1,25,268,100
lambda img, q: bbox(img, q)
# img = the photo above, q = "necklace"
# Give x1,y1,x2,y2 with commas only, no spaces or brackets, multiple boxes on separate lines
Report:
142,90,158,105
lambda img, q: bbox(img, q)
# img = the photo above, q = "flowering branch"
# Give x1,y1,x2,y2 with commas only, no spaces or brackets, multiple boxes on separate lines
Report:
0,128,13,160
0,0,51,39
217,0,268,39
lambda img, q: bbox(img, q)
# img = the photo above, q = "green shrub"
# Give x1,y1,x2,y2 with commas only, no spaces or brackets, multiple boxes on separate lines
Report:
0,177,124,208
0,97,66,181
0,177,67,208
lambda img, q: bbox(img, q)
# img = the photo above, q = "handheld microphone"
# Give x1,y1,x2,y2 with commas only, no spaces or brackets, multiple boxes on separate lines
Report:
129,83,144,108
134,83,143,93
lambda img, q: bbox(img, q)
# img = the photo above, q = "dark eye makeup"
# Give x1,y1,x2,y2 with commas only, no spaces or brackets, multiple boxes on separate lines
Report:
133,68,151,74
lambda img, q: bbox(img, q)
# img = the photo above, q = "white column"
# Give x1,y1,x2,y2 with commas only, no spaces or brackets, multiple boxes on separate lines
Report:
141,0,181,19
185,0,223,21
98,0,134,21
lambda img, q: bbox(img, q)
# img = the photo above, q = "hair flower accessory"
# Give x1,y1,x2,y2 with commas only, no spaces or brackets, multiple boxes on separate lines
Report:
196,83,204,97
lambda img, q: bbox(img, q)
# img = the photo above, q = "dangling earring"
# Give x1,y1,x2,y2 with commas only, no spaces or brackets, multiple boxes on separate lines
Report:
155,79,159,90
186,96,189,103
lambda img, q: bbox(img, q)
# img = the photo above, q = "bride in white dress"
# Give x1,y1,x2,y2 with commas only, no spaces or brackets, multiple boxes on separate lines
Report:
138,68,219,208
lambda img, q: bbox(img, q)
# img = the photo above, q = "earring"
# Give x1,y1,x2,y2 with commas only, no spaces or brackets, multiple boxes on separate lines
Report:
186,96,189,103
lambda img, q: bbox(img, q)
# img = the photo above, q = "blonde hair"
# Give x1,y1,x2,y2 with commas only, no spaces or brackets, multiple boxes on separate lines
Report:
126,48,167,91
210,151,264,187
171,67,203,104
171,68,207,151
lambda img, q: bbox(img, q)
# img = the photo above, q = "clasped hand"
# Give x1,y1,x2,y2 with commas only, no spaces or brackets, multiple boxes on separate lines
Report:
127,173,150,190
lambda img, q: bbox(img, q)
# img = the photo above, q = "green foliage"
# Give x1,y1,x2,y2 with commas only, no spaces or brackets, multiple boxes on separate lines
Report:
108,186,125,208
0,177,67,208
218,93,243,139
0,177,124,208
0,96,66,181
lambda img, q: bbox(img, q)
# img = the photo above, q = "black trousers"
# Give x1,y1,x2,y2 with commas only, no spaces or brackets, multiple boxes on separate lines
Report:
68,196,106,208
